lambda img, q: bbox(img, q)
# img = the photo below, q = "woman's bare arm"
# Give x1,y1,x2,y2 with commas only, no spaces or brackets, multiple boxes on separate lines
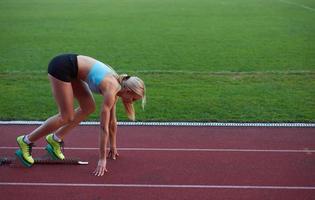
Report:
93,91,116,176
108,97,119,159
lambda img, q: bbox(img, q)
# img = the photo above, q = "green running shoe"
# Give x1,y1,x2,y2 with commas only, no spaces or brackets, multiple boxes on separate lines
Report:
15,135,34,167
45,134,65,160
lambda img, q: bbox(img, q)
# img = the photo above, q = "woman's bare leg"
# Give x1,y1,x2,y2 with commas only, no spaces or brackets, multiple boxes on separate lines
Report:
54,80,95,140
27,75,75,142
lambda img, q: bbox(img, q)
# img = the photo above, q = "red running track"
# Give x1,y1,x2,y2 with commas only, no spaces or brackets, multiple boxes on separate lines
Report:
0,124,315,200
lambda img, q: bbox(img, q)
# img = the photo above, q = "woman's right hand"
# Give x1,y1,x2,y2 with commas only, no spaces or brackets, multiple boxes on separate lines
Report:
93,158,108,176
107,147,119,160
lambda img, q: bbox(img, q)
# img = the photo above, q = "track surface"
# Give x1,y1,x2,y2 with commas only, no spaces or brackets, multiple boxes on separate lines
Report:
0,125,314,200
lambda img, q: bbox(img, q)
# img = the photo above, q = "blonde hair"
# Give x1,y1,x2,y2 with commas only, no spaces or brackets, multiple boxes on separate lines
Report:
115,74,146,121
105,63,145,121
124,76,146,108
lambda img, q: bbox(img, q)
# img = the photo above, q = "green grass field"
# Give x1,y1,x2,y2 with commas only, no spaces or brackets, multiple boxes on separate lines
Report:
0,0,314,122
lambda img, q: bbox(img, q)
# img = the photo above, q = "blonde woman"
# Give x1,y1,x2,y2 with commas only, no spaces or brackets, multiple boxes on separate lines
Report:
16,54,146,176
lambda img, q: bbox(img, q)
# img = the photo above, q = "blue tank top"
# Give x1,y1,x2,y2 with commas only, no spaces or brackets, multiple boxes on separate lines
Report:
86,62,115,94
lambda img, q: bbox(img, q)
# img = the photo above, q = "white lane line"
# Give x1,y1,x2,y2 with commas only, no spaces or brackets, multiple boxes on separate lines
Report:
0,146,314,153
2,69,313,75
279,0,315,12
1,120,314,127
0,182,314,190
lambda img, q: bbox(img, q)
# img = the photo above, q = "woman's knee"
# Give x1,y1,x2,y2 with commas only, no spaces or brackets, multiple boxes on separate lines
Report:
58,113,75,125
82,102,96,115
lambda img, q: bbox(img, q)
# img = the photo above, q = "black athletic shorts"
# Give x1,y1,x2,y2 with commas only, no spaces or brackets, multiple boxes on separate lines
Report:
47,54,78,82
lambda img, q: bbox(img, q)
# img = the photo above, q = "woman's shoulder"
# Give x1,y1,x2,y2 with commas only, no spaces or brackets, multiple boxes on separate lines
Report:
100,74,121,94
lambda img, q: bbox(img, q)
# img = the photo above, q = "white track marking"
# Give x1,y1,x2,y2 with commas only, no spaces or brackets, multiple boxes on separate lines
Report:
0,121,314,127
0,146,314,153
279,0,315,12
0,182,314,190
2,69,313,75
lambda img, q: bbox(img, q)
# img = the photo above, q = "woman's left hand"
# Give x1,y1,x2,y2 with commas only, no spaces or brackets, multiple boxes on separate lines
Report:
107,147,119,160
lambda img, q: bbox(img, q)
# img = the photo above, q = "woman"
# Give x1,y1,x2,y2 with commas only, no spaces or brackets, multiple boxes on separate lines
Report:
15,53,146,176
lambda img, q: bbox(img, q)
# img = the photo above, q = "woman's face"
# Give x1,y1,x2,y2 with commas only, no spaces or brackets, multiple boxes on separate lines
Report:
121,89,142,103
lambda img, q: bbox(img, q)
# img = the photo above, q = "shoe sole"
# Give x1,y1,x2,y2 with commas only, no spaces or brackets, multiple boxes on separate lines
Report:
15,150,33,168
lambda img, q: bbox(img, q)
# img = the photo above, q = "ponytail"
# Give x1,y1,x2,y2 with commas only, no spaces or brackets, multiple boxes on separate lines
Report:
117,74,130,85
